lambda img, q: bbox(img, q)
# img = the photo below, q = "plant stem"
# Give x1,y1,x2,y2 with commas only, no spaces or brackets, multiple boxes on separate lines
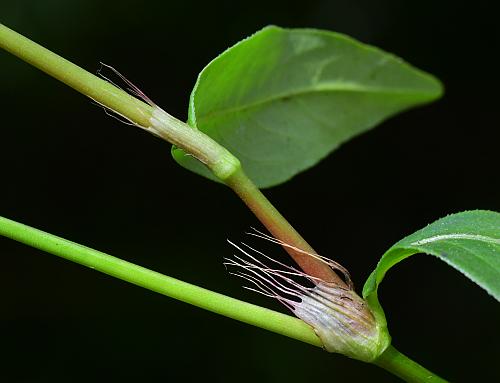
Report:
0,215,322,347
374,345,448,383
226,168,342,285
0,23,338,283
0,24,152,127
0,23,236,180
0,215,449,382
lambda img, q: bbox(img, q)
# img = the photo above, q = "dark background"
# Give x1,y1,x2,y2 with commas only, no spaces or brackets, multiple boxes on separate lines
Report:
1,1,499,381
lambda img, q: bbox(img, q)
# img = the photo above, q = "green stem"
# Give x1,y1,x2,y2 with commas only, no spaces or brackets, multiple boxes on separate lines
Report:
0,216,449,382
0,24,151,127
0,22,337,283
0,215,321,347
0,23,237,180
374,345,448,383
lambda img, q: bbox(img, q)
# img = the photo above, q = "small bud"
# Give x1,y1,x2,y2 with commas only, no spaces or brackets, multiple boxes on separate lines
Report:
226,230,390,362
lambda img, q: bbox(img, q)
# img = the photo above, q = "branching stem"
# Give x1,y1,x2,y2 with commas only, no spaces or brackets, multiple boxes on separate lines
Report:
0,215,448,382
0,23,449,382
0,22,337,283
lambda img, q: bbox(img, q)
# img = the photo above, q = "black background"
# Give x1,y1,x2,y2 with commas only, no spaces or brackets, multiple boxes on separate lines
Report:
1,1,499,382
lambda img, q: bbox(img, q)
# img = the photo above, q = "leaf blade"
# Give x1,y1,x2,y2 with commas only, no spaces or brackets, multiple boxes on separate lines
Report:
173,25,443,187
363,210,500,321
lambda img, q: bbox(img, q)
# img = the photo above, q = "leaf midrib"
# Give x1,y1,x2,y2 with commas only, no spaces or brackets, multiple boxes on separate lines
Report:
195,81,437,124
409,233,500,246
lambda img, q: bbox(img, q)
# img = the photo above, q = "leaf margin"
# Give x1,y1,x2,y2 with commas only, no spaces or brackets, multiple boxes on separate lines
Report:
362,210,500,322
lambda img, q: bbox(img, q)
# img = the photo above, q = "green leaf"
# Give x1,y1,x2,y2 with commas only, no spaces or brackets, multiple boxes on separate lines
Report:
363,210,500,323
172,25,443,188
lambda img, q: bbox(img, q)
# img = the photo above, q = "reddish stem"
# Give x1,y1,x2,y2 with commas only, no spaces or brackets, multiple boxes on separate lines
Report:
225,168,346,287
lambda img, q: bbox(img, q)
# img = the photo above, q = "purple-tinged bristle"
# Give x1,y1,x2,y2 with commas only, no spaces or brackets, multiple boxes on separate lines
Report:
97,62,156,107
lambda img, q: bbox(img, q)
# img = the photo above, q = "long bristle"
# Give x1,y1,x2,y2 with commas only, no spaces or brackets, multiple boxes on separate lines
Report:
246,227,353,289
97,62,156,106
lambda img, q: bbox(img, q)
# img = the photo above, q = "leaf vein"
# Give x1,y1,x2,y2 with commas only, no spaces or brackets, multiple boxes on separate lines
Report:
410,233,500,246
196,85,433,124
